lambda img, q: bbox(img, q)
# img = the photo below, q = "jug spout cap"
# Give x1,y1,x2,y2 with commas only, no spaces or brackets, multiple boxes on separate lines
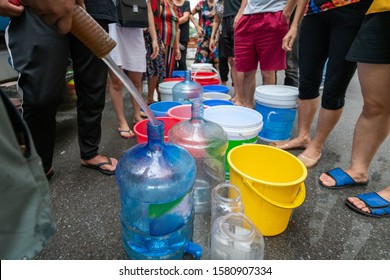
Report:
185,241,203,260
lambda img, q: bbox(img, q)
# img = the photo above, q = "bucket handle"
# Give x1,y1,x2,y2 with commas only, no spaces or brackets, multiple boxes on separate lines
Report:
238,133,256,144
192,66,221,81
243,179,306,209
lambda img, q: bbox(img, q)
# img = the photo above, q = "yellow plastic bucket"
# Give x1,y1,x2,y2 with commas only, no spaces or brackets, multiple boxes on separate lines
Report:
228,144,307,236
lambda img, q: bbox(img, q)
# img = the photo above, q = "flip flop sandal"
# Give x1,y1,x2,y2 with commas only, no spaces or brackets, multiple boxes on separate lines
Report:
118,128,135,139
345,192,390,218
319,168,368,189
81,156,115,176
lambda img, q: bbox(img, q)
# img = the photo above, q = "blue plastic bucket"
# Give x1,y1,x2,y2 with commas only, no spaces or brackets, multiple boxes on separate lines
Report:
203,99,235,107
203,85,229,94
254,85,298,142
149,101,182,117
172,70,185,78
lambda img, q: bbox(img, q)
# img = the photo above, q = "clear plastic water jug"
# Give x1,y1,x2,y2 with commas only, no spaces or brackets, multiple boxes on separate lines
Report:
172,70,203,104
116,120,202,260
211,213,265,260
211,182,244,226
169,90,228,214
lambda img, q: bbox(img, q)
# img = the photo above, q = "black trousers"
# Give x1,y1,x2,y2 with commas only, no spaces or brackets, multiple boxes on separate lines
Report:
7,8,109,169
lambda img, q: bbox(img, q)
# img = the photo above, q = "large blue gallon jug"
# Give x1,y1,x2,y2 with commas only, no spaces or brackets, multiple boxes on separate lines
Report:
116,120,202,259
172,70,203,104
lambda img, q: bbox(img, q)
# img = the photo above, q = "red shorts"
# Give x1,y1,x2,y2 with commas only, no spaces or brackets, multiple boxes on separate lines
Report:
234,11,288,72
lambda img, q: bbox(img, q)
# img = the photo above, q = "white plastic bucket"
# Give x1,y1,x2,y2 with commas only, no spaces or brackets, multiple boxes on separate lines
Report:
204,106,263,180
158,81,181,101
203,92,231,101
254,85,298,142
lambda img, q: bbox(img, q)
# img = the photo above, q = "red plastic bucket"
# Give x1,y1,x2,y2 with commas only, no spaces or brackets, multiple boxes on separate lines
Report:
197,78,220,86
133,117,179,144
163,77,184,82
167,104,209,122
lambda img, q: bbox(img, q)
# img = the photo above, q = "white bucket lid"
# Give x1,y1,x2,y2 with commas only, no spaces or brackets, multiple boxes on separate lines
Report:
159,81,180,90
255,96,297,108
203,92,231,101
204,105,263,129
191,63,213,69
255,85,298,102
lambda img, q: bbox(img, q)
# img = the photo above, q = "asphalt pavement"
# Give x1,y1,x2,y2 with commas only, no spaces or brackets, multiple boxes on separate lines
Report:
3,66,388,260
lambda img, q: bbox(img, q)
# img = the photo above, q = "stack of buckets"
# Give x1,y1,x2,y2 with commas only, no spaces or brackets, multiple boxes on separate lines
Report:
254,85,299,142
202,85,306,237
203,105,263,180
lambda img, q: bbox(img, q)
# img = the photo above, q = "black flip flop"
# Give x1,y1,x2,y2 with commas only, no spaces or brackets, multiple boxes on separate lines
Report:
81,157,115,176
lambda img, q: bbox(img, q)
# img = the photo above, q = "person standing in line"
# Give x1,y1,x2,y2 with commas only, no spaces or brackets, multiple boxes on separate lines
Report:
233,0,296,108
190,0,219,70
318,0,390,218
6,0,119,176
173,0,191,71
210,0,244,105
0,0,80,260
160,0,181,78
144,0,166,105
271,0,373,169
109,0,158,136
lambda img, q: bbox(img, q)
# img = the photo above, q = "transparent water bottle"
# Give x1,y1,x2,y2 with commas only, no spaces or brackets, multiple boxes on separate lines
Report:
172,70,203,104
211,182,244,226
211,213,265,260
169,93,228,214
116,120,202,260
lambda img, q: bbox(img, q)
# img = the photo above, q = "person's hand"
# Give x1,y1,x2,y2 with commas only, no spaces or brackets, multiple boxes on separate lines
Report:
195,25,203,37
21,0,84,34
233,13,242,29
175,46,181,61
209,37,215,51
151,38,159,60
0,0,24,17
282,26,297,51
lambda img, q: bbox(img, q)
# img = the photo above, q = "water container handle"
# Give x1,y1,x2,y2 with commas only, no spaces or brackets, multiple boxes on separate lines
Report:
267,111,278,122
184,241,203,260
243,179,306,209
192,66,221,81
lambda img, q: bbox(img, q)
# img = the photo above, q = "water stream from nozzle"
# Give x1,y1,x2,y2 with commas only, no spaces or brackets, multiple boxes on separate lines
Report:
102,55,158,125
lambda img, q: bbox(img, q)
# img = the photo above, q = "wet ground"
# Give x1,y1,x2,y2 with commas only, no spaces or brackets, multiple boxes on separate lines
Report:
1,67,389,260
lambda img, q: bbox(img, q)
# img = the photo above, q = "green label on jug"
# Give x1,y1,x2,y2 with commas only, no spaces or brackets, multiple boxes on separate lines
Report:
149,195,185,219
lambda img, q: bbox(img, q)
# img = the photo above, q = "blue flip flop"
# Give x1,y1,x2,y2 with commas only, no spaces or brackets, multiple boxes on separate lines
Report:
345,192,390,218
319,167,368,189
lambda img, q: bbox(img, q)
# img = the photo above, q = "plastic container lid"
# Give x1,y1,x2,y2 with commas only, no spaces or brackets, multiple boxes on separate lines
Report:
255,85,298,101
204,105,263,130
203,92,232,101
255,96,297,108
203,99,235,107
191,63,213,71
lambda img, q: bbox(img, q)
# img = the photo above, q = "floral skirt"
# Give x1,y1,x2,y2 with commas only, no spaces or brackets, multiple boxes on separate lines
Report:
143,31,166,82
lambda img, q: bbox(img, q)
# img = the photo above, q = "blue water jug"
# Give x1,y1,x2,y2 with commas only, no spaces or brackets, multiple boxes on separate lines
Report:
172,70,203,104
116,120,202,259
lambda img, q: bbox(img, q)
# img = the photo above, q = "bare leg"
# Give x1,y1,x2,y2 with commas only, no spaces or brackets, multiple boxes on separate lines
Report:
147,76,159,104
229,57,245,106
242,70,256,108
261,70,276,85
271,98,318,149
300,106,343,160
320,63,390,187
126,71,144,123
108,69,131,133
